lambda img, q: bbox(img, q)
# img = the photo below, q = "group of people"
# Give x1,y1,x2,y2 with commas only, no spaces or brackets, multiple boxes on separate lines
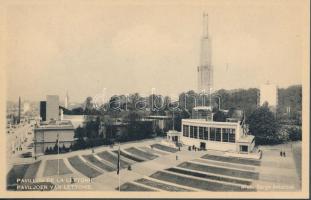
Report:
188,145,205,152
280,151,286,157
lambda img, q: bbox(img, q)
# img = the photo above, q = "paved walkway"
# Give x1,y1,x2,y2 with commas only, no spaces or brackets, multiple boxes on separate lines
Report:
253,142,301,191
8,136,301,192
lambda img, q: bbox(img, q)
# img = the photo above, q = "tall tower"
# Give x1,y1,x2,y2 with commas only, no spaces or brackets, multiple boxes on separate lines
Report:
197,13,213,98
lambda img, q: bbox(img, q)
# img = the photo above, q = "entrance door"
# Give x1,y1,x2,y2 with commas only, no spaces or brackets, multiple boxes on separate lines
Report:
200,142,206,150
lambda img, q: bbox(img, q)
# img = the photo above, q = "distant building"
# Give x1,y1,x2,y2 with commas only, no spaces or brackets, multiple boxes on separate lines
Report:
191,106,213,120
23,102,30,114
34,120,75,156
40,101,46,121
181,119,255,153
46,95,60,121
166,130,182,145
63,114,85,129
145,115,172,131
260,83,278,112
226,109,243,122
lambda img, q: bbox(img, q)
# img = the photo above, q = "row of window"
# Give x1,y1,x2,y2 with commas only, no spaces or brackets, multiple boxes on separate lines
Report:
182,125,236,143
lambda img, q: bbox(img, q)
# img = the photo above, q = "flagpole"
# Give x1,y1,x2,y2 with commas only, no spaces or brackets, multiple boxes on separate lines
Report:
118,142,120,192
57,132,59,176
57,133,59,175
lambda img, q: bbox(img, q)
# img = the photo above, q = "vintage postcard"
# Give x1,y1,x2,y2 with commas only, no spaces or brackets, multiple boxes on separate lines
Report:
0,0,309,198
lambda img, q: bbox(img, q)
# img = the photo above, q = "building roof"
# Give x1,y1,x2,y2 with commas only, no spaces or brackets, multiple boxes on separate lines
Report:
167,130,181,136
182,118,240,126
35,120,74,131
147,115,172,119
193,106,212,111
237,135,255,143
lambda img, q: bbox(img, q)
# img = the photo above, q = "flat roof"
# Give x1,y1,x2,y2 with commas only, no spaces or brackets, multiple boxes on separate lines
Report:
35,120,74,130
182,119,240,126
237,135,255,143
193,106,212,111
147,115,171,119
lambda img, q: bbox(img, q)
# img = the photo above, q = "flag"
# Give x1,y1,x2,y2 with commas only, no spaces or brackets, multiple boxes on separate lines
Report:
240,112,245,126
240,112,246,134
117,144,120,175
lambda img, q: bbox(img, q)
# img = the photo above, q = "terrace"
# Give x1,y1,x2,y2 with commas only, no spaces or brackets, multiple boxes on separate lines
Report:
82,155,115,172
125,147,158,160
7,164,31,187
178,162,259,180
97,151,131,168
166,167,252,185
67,156,101,178
7,161,42,190
43,159,72,176
150,144,178,153
112,150,145,162
138,146,168,156
9,138,300,192
201,154,261,166
134,178,192,192
149,171,250,191
117,182,156,191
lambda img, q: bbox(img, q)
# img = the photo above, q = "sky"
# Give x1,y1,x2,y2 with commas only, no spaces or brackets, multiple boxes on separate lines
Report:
4,0,308,103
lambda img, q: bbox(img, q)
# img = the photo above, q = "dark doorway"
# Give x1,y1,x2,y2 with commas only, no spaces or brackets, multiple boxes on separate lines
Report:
200,142,206,150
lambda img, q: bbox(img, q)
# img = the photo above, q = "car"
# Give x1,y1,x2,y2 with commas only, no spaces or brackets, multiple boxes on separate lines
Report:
21,152,32,158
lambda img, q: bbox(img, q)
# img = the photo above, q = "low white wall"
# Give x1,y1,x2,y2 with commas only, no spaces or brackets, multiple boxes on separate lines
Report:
43,130,74,142
181,136,236,152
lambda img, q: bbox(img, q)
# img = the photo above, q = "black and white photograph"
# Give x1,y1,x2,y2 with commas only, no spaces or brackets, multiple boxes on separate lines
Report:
1,0,309,198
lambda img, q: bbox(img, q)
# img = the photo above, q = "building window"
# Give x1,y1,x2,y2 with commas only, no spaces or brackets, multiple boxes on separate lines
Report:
229,129,236,143
240,145,248,152
199,127,204,139
222,128,229,142
193,126,198,138
215,128,221,141
203,127,209,140
190,126,194,138
183,125,189,137
210,128,216,141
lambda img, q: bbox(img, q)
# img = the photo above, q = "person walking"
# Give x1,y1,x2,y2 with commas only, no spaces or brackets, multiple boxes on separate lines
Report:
176,155,178,160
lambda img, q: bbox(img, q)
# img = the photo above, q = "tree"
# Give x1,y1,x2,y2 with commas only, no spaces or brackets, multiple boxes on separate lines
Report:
213,111,227,122
84,97,96,114
247,104,280,145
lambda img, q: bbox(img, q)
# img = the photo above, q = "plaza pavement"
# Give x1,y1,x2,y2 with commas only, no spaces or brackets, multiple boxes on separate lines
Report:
8,135,302,192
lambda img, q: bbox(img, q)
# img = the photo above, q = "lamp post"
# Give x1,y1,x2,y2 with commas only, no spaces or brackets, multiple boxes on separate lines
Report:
214,95,221,110
57,132,59,176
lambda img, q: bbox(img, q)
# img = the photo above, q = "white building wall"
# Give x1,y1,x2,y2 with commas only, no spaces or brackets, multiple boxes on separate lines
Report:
43,130,75,142
181,136,236,151
34,129,75,155
181,119,242,152
63,115,85,128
